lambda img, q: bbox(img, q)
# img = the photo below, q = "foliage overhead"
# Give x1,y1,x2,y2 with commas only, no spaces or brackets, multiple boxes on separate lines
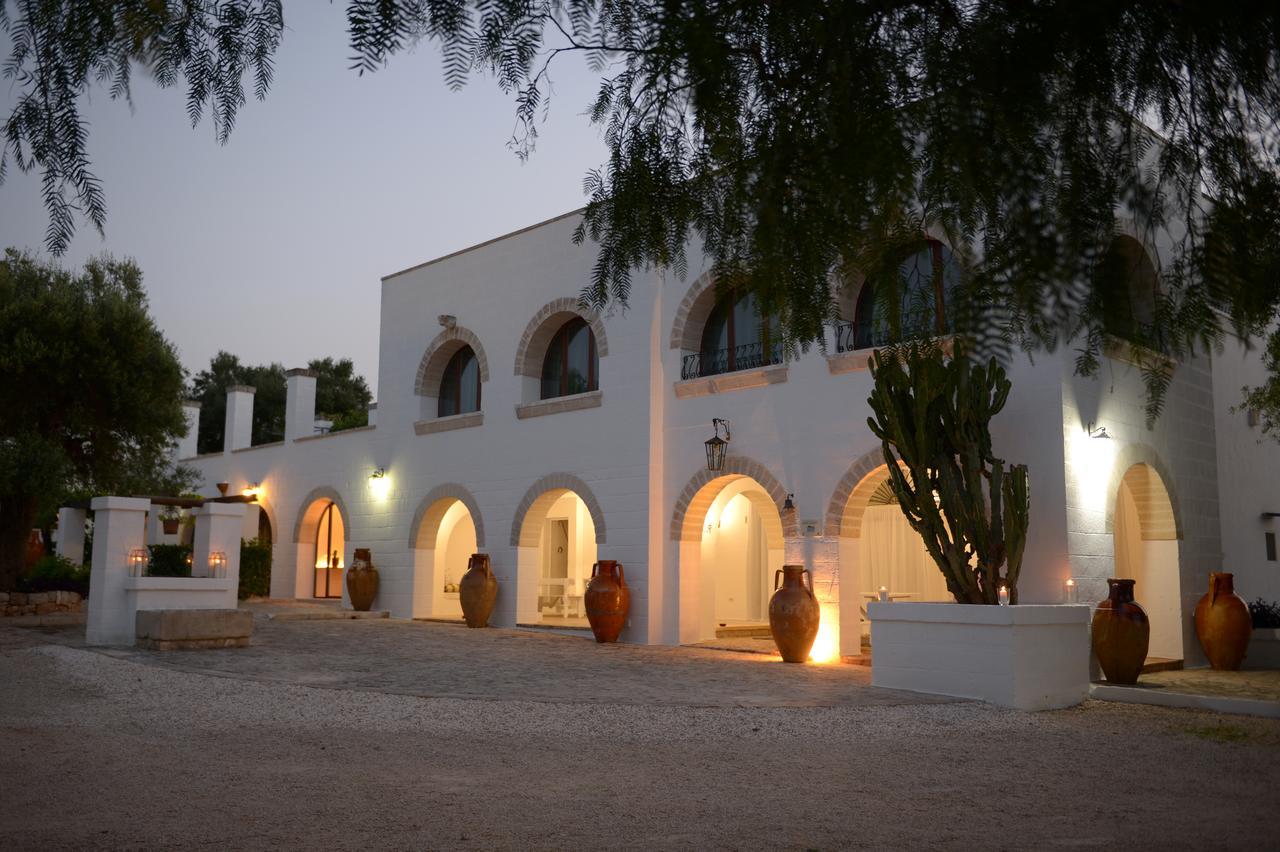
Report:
867,342,1029,604
4,2,1280,428
0,248,193,589
189,351,372,454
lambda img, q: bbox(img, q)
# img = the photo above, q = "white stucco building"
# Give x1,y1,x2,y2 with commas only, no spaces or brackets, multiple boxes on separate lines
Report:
174,209,1279,665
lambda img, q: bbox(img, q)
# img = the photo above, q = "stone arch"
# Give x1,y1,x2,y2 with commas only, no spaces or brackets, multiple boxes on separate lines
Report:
1104,443,1182,540
669,271,718,352
252,496,278,545
407,483,487,550
825,446,914,539
509,473,607,547
291,486,351,544
670,455,795,542
414,326,491,396
513,298,609,378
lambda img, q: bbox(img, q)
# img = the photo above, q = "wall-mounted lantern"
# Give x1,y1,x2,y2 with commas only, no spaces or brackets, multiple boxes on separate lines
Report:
209,550,227,578
128,547,149,577
704,419,731,472
1086,421,1111,439
369,467,390,501
783,493,795,512
242,482,262,501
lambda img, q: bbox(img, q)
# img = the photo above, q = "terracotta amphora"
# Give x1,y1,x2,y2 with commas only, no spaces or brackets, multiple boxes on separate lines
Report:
1194,572,1251,670
346,548,379,612
24,529,45,571
769,565,820,663
1091,578,1150,684
585,560,630,643
459,553,498,628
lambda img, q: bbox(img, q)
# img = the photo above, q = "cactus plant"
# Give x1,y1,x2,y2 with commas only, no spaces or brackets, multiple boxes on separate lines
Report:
866,342,1029,604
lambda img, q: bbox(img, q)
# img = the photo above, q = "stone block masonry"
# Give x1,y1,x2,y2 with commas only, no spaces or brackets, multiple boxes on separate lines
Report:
1,591,84,617
135,608,253,651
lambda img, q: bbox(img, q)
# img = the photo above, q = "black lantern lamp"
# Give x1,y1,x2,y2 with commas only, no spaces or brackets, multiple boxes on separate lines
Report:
704,418,731,471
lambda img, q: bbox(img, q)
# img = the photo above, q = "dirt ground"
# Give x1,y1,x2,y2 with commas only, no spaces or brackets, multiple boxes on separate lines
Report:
2,621,1278,851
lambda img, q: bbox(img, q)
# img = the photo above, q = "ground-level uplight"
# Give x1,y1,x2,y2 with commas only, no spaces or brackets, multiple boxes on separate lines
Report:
704,419,731,471
808,601,840,663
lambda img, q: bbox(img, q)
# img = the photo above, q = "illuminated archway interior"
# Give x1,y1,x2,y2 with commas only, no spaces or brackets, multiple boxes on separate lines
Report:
1114,463,1182,660
424,500,477,620
312,501,345,599
697,478,785,639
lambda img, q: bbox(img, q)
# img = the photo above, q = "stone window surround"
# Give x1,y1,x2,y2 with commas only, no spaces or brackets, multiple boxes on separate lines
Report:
515,389,603,419
673,363,788,398
415,411,484,435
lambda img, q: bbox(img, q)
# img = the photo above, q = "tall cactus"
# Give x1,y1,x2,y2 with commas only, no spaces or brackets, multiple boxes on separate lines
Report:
866,342,1030,604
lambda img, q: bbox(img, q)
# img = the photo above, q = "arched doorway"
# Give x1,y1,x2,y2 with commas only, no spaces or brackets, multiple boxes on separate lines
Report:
408,486,485,620
830,455,951,655
311,502,345,598
671,462,789,645
698,479,784,637
292,489,350,600
510,474,606,630
1113,463,1183,661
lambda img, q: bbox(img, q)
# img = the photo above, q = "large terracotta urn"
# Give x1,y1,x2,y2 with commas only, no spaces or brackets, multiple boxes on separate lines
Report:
584,560,630,643
24,529,45,571
1091,578,1150,684
1194,572,1251,670
346,548,379,612
769,565,820,663
459,553,498,628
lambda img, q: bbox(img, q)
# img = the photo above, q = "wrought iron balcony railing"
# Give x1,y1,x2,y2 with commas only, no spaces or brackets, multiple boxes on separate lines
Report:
681,341,784,380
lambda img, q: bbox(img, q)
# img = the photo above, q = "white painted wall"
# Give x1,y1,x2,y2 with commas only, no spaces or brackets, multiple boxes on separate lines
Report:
1212,329,1280,604
172,208,1262,660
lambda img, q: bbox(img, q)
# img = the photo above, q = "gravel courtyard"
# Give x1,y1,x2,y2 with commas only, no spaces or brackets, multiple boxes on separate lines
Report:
2,617,1278,850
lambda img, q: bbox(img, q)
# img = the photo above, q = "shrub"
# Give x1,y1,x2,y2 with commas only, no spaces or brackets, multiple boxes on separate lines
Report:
1249,598,1280,629
239,537,272,600
19,554,90,596
147,544,192,577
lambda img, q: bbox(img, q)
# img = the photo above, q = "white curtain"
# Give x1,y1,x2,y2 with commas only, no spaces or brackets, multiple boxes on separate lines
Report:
859,505,952,602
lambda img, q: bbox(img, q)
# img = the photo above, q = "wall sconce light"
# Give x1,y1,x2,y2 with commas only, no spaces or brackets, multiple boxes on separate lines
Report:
704,419,731,472
1086,421,1111,439
128,547,149,577
208,550,227,578
242,482,262,500
369,467,390,500
783,493,795,512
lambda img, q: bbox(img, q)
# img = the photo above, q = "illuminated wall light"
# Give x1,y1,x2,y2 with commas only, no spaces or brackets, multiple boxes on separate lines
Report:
369,467,391,501
242,482,262,500
208,550,227,578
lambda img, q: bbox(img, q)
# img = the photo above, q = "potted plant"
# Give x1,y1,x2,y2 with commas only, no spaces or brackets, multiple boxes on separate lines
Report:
865,342,1090,710
159,505,181,536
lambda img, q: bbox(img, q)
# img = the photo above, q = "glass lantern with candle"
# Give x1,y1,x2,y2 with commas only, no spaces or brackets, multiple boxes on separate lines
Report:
209,550,227,578
127,547,149,577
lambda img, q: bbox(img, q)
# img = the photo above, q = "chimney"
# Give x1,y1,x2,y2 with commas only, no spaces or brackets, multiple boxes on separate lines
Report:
177,400,201,459
367,402,378,427
225,385,255,452
285,369,318,442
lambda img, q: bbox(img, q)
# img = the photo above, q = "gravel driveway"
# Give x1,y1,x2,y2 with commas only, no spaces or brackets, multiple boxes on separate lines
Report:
2,620,1278,850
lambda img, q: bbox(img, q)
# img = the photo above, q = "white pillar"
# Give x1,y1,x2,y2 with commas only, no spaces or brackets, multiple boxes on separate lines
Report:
224,385,255,452
85,497,150,646
55,507,87,564
284,369,317,442
176,400,201,459
191,502,246,581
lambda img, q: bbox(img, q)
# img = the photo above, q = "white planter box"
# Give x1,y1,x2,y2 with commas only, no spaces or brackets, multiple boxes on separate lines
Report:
868,602,1092,710
1249,628,1280,670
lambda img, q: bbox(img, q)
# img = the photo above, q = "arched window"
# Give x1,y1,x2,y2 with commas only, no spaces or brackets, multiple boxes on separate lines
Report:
541,317,598,399
693,291,781,377
851,239,959,350
1095,236,1162,350
438,345,481,417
